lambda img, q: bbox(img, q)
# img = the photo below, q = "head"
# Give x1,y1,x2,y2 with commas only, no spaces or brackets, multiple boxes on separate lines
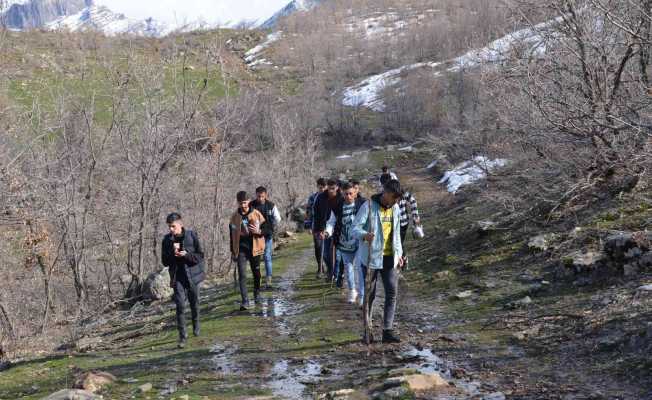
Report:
350,179,361,195
166,212,183,236
237,191,250,212
381,179,403,207
316,178,327,192
382,166,389,173
255,186,268,203
326,178,339,199
341,182,355,204
379,173,390,187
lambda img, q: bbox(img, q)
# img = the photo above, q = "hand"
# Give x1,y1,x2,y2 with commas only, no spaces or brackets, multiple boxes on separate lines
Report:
169,280,176,288
248,224,261,235
414,217,421,225
175,250,187,257
398,256,406,269
317,231,326,240
364,232,375,243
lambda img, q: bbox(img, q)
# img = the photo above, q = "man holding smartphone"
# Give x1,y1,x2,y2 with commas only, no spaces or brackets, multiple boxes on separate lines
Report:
229,191,266,310
161,212,205,349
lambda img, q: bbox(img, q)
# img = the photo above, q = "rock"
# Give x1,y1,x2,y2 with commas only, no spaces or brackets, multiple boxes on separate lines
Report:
433,270,452,280
476,221,497,232
74,371,116,393
143,268,173,301
528,233,559,252
42,389,103,400
318,389,359,399
384,373,449,392
638,284,652,291
515,296,532,306
483,392,507,400
387,368,419,377
138,383,153,393
454,290,474,300
379,386,409,399
178,395,190,400
75,337,102,353
279,231,295,238
564,251,605,269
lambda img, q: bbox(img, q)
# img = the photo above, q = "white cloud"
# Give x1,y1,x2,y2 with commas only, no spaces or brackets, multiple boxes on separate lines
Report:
95,0,292,27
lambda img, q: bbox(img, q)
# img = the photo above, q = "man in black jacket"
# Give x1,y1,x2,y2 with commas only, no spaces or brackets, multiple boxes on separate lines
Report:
312,178,342,280
161,213,206,349
251,186,281,289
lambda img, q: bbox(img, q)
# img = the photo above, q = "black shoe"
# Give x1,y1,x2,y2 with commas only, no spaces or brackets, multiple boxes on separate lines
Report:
316,272,322,279
254,295,262,305
382,329,401,343
240,301,250,311
178,337,187,349
192,323,200,337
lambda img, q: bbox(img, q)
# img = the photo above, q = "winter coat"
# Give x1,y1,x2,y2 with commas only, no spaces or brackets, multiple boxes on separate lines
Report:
353,194,403,270
229,208,266,257
312,191,343,232
162,228,206,286
324,195,366,248
251,199,281,239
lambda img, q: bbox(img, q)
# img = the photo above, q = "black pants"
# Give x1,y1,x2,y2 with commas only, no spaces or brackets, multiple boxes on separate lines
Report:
173,271,199,339
238,250,261,303
400,225,408,257
313,236,334,276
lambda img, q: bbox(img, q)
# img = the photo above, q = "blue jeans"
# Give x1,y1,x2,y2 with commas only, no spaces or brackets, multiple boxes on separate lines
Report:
335,249,356,290
264,237,273,278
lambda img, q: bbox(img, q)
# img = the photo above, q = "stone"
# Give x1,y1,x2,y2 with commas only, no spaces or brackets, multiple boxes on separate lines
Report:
454,290,474,300
564,251,605,268
318,389,359,399
138,383,153,393
75,337,102,353
143,268,173,301
515,296,532,306
483,393,507,400
638,284,652,291
433,270,452,280
528,233,559,252
74,371,116,393
476,221,497,232
380,386,409,399
42,389,103,400
384,373,449,391
387,368,419,377
178,395,190,400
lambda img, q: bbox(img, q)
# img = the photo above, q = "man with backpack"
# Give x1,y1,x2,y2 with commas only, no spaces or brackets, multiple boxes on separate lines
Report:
252,186,282,289
354,179,405,343
161,213,206,349
229,191,266,310
325,182,366,303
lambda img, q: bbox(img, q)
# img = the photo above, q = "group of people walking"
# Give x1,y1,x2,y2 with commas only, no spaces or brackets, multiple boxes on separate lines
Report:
161,167,421,348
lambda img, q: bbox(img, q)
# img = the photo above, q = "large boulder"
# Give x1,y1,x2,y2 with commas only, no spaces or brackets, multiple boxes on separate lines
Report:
42,389,103,400
143,268,173,301
74,371,116,393
384,372,450,392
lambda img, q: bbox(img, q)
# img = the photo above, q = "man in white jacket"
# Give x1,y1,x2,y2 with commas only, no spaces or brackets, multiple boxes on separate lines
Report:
353,179,405,343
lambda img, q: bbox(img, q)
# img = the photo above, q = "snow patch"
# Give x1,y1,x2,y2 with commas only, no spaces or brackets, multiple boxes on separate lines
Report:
245,31,283,63
438,156,507,193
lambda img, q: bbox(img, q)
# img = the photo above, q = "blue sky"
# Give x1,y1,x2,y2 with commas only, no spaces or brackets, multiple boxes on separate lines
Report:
94,0,292,26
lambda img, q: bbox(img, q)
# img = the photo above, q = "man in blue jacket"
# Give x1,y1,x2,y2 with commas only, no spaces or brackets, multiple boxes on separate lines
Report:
354,180,405,343
161,213,206,349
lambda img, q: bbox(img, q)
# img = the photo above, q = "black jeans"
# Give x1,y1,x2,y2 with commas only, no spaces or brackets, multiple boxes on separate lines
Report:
313,236,334,276
238,250,261,303
173,270,199,339
368,256,399,330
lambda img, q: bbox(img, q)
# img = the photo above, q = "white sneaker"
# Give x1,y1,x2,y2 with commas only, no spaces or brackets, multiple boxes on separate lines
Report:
348,289,358,304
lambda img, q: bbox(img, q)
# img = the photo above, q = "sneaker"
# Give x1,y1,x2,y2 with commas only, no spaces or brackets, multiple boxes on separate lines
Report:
382,329,401,344
348,290,358,304
192,322,200,337
357,297,364,308
254,295,262,305
265,276,273,290
240,301,250,311
177,337,187,349
316,272,322,279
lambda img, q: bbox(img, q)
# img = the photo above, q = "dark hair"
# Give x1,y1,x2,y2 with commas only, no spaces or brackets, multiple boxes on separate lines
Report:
341,182,353,191
350,179,360,186
255,186,267,194
326,178,338,187
236,191,249,202
166,212,182,224
383,179,402,196
382,166,389,172
316,178,326,186
379,173,391,186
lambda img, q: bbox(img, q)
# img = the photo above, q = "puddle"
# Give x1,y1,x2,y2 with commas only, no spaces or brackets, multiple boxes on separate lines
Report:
402,346,444,374
268,358,323,399
210,342,240,375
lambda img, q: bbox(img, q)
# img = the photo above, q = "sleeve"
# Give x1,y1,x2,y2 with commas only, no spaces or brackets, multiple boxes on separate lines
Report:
409,193,420,223
228,221,236,256
254,211,266,237
325,211,336,237
161,237,172,267
183,231,205,266
353,200,370,240
272,205,282,224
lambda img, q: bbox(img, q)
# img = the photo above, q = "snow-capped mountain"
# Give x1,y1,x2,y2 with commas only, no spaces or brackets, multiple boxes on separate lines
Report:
46,5,176,37
260,0,322,29
2,0,90,30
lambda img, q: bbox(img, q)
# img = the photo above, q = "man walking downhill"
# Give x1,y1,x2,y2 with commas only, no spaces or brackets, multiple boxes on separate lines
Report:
379,166,398,187
398,187,420,266
307,178,327,271
252,186,282,290
162,213,206,349
229,191,266,310
312,179,342,281
325,182,366,303
354,180,405,343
